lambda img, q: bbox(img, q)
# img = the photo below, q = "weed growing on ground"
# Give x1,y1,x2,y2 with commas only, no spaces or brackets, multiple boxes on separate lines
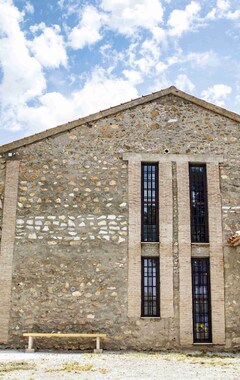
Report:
0,361,35,373
160,353,239,368
62,363,94,372
46,362,108,374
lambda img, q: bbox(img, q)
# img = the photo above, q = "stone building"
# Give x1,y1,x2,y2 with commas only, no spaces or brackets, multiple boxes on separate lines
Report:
0,86,239,351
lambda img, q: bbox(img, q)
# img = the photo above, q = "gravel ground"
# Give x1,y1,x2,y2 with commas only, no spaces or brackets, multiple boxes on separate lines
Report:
0,350,240,380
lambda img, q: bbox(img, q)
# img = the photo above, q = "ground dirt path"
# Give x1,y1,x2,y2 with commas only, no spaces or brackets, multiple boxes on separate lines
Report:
0,350,240,379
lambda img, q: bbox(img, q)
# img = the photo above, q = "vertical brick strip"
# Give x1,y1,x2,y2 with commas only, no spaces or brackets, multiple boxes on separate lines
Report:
159,162,174,317
127,160,141,317
177,162,193,345
207,163,225,345
0,160,20,343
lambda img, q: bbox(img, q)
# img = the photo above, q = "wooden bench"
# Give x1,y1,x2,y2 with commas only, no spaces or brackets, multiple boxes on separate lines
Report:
23,333,107,353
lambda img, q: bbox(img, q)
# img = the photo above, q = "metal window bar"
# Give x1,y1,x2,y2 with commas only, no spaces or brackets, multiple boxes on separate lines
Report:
189,164,209,243
141,257,160,317
192,258,212,343
141,163,159,242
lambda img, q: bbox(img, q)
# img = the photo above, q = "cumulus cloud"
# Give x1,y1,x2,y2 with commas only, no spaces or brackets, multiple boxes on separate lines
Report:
155,61,168,73
201,84,232,106
68,0,165,49
123,33,167,81
122,69,143,85
24,1,34,14
216,0,230,11
0,0,46,107
186,51,219,68
167,1,201,37
2,67,139,136
100,0,164,36
168,50,219,67
68,5,105,49
175,74,195,92
206,0,240,20
29,23,68,68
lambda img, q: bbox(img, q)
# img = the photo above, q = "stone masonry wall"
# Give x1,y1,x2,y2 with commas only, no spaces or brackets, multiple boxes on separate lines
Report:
0,94,239,350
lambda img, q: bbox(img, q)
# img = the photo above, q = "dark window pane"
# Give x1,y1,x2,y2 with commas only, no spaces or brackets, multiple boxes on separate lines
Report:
192,258,212,343
141,258,160,317
141,163,159,242
189,164,209,242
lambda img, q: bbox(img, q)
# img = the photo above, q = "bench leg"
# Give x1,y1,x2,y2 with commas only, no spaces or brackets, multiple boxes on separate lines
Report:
25,336,35,353
93,337,103,353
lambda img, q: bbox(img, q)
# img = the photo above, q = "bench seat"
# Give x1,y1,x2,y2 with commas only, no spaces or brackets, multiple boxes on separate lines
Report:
23,333,107,353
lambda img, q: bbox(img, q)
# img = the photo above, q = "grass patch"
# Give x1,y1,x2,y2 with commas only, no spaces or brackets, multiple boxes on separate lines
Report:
62,363,94,372
158,353,240,367
0,361,35,373
46,362,108,374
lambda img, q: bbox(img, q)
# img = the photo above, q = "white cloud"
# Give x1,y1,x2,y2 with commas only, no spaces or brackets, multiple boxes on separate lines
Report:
201,84,232,107
134,56,156,75
24,1,34,14
149,74,171,93
175,74,195,92
0,0,239,142
225,9,240,20
68,5,104,49
151,26,166,41
68,1,165,49
155,61,168,73
122,33,168,81
186,51,219,67
206,0,240,20
29,23,67,68
141,38,162,61
71,68,139,114
0,0,46,107
128,37,163,75
165,50,219,71
100,0,164,36
168,1,201,37
3,68,139,136
123,69,143,84
217,0,230,11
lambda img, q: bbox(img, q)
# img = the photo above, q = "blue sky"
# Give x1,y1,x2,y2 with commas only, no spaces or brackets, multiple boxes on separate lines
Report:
0,0,240,145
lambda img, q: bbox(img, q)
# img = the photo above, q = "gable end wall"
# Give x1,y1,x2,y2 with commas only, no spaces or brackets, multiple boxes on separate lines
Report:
0,94,239,350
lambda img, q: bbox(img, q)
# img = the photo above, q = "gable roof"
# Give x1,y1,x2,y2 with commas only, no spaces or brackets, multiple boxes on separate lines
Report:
0,86,240,155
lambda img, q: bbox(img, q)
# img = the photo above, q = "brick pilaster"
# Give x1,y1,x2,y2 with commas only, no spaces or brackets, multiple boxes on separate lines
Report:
0,160,20,343
159,162,174,318
207,163,225,345
127,160,141,317
177,162,193,345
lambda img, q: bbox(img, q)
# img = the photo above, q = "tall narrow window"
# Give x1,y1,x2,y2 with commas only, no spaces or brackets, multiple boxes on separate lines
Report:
141,257,160,317
141,163,159,242
192,258,212,343
189,164,209,243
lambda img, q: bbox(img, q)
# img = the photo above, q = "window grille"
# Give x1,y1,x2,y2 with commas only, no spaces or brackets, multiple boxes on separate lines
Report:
192,258,212,343
189,164,209,243
141,257,160,317
141,163,159,242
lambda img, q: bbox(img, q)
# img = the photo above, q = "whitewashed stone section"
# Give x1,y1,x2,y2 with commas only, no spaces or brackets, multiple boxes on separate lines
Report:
16,214,127,243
